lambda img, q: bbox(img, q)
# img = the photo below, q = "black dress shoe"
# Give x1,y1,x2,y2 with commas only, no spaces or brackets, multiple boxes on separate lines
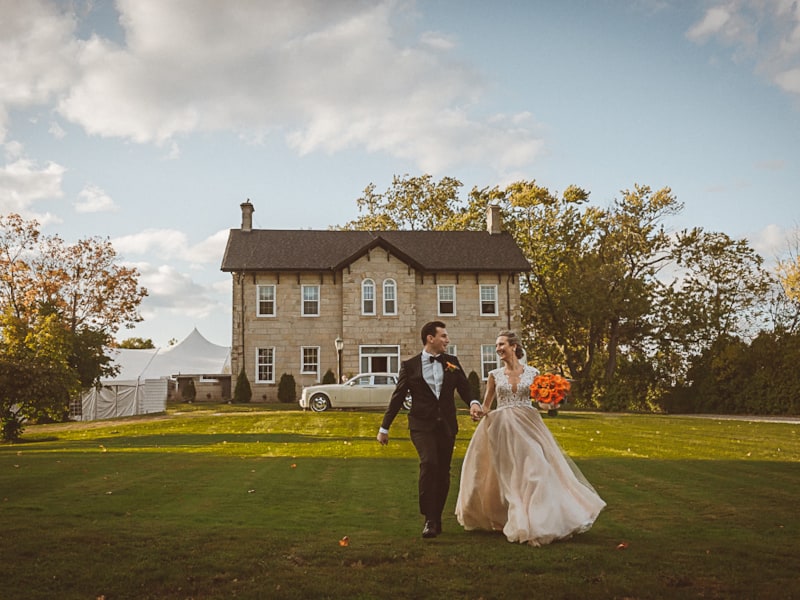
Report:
422,520,438,538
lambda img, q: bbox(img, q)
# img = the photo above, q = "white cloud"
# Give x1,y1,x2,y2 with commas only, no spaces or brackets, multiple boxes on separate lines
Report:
686,6,731,41
38,0,542,174
0,0,79,135
687,1,800,99
75,183,116,213
48,121,66,139
750,223,792,262
775,67,800,94
0,155,65,219
134,263,226,321
111,227,229,264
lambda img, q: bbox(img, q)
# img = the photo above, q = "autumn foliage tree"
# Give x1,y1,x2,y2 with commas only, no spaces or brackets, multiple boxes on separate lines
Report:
0,213,147,439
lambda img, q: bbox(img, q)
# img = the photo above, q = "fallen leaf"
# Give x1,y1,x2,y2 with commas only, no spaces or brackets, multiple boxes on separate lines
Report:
339,536,349,547
616,542,628,550
291,463,297,469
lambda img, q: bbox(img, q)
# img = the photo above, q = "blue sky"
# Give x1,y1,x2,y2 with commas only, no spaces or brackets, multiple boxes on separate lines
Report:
2,0,799,348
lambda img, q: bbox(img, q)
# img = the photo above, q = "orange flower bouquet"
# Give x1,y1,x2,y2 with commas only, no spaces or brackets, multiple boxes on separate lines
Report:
530,373,571,411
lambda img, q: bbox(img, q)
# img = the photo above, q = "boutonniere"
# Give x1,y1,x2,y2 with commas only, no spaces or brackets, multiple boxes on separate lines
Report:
444,361,459,373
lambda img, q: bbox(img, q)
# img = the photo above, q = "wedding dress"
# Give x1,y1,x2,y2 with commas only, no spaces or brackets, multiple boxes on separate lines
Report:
455,366,606,546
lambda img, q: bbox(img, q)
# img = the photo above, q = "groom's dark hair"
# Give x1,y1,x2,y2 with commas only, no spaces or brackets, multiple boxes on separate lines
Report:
421,320,447,345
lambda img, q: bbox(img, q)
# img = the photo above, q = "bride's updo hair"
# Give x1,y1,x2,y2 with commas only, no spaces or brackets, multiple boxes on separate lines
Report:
498,330,525,359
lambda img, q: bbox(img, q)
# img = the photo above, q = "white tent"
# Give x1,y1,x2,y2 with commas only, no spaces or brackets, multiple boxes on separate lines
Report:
78,328,231,421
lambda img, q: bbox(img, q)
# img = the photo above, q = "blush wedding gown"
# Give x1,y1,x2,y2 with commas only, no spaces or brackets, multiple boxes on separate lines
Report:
455,366,606,546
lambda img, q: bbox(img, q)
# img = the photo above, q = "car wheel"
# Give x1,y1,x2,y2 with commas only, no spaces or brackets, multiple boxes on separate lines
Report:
310,393,330,412
403,394,412,411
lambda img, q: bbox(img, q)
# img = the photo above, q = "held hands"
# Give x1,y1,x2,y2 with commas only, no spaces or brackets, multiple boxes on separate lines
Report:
377,431,389,445
469,403,484,422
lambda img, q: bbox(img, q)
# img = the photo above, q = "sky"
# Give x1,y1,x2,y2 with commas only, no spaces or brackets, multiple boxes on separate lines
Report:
2,0,799,349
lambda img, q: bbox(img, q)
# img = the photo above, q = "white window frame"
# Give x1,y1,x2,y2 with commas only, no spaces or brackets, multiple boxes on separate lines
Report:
479,284,498,316
301,284,320,317
362,278,376,315
256,347,275,383
256,284,276,317
300,346,320,378
438,284,456,316
480,344,500,380
383,279,397,315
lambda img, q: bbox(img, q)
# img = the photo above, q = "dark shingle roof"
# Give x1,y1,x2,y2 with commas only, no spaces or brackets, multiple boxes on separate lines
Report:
220,229,530,273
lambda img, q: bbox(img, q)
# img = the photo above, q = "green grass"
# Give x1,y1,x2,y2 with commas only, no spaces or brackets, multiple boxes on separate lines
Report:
2,406,799,599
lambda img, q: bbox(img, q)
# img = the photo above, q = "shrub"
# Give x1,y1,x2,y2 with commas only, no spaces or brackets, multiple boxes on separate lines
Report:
322,368,337,384
278,373,297,404
233,368,252,403
468,370,482,404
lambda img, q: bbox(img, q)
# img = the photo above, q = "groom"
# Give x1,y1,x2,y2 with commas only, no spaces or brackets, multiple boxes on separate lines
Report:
377,321,482,538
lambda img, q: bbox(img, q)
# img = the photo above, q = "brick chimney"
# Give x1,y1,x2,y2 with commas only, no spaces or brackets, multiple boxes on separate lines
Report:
240,199,254,232
487,203,502,235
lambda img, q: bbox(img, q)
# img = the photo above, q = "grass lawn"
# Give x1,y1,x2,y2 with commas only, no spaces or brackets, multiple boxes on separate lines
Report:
1,406,799,599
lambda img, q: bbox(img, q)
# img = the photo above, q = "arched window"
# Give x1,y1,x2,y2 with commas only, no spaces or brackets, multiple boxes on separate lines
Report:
362,279,375,315
383,279,397,315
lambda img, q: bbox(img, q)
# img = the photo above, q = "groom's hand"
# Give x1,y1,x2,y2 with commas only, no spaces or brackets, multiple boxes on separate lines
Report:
377,431,389,445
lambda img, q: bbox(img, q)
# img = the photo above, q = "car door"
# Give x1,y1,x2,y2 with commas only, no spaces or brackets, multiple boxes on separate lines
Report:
344,375,374,408
369,374,397,408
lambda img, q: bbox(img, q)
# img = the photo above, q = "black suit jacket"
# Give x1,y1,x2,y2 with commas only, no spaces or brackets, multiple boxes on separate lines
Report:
381,353,473,436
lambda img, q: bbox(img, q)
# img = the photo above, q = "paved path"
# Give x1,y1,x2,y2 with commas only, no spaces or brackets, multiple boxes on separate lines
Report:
683,414,800,425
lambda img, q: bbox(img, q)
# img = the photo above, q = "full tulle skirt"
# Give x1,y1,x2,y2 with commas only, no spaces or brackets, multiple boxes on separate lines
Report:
455,406,605,546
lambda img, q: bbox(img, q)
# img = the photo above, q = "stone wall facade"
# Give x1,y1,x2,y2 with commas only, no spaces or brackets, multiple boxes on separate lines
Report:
229,246,523,403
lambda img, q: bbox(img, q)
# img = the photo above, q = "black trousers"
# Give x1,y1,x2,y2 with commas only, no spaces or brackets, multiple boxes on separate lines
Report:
410,421,456,522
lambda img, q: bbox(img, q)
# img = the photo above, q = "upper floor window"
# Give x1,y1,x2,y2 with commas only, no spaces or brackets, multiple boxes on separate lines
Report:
256,284,275,317
256,347,275,383
480,344,500,380
302,285,320,316
301,346,319,376
362,279,376,315
438,285,455,315
383,279,397,315
480,284,498,316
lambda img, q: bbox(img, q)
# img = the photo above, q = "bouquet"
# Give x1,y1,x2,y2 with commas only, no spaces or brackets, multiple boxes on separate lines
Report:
530,373,571,410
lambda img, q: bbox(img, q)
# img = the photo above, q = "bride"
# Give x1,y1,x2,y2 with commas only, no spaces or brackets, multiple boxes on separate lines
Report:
455,330,606,546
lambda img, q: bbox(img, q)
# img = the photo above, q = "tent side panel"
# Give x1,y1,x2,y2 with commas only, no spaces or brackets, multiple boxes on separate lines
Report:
142,379,168,414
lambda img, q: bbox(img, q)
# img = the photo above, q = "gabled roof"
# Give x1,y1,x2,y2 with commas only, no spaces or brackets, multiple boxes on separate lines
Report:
220,229,530,273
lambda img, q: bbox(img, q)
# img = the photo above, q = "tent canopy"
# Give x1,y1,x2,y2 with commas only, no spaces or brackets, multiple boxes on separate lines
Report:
104,328,231,384
78,328,230,421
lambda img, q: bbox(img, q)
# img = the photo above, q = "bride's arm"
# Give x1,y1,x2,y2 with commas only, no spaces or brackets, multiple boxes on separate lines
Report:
481,373,496,414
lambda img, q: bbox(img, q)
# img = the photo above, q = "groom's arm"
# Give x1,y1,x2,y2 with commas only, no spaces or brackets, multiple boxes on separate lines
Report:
451,356,483,419
377,360,411,444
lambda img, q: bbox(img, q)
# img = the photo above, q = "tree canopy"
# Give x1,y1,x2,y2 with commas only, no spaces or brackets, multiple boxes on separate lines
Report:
0,213,148,440
341,175,786,413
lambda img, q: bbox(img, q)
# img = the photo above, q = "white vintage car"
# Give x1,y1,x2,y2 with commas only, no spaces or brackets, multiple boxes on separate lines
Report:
299,373,412,412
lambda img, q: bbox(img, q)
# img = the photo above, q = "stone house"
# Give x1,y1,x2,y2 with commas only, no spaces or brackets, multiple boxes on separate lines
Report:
220,201,530,402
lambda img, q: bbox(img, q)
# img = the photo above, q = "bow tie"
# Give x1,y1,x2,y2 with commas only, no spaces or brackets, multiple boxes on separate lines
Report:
429,354,445,364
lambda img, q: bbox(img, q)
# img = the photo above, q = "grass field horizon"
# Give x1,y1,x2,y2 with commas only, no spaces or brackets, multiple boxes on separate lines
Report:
2,406,798,599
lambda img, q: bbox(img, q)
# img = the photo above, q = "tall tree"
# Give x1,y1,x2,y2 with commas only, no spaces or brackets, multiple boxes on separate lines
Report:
0,213,147,403
655,228,774,383
0,310,80,441
343,174,465,231
118,337,156,349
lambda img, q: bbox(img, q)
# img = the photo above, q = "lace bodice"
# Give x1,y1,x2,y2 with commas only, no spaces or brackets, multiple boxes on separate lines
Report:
492,366,539,409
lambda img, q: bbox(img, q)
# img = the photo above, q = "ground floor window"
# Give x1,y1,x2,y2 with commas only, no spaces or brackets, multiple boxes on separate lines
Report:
480,344,500,379
256,347,275,383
